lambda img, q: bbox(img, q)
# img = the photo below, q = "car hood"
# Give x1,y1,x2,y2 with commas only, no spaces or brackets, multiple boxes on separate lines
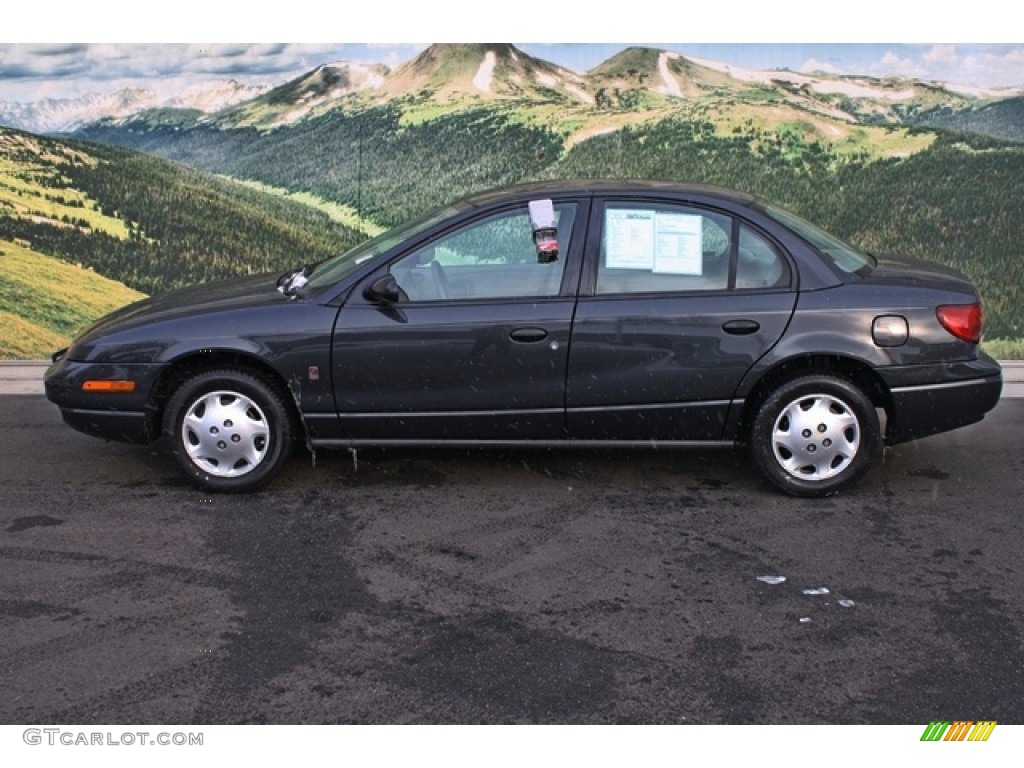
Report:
72,272,286,346
860,254,977,295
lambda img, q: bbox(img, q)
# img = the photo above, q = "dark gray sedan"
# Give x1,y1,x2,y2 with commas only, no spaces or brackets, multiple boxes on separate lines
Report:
45,180,1003,496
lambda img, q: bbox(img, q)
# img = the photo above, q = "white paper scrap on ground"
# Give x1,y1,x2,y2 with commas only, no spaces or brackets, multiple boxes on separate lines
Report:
838,599,856,608
756,575,786,585
802,587,830,595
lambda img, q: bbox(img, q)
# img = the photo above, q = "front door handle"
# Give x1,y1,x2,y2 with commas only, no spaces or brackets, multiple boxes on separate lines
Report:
509,327,549,343
722,319,761,335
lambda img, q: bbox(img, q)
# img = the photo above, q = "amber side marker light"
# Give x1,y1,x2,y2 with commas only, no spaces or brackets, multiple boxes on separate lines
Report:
82,380,137,393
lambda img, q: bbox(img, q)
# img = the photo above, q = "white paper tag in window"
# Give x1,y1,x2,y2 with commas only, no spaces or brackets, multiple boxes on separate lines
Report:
605,209,655,269
653,213,703,275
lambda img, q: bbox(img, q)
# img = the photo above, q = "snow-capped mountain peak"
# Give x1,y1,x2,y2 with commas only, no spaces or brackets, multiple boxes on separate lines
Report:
0,80,271,133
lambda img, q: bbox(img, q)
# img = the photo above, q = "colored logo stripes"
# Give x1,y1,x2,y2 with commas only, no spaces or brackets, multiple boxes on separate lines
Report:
920,721,997,742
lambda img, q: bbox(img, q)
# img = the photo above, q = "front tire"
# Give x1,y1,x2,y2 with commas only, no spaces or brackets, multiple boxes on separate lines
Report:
750,375,880,497
163,369,294,493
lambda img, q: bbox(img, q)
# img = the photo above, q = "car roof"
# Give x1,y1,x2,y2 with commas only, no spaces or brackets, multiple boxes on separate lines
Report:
461,179,761,209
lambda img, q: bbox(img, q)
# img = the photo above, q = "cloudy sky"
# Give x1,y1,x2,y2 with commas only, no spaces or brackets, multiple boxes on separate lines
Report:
2,2,1021,102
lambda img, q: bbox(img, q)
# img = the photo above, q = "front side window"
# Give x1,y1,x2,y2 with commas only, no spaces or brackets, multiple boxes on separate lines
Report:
391,203,575,302
304,202,465,291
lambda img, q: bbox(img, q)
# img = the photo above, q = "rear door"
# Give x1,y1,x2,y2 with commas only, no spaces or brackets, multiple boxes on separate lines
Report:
566,197,798,440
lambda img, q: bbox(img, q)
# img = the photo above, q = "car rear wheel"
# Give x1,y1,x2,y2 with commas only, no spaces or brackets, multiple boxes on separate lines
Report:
164,369,294,492
750,375,880,497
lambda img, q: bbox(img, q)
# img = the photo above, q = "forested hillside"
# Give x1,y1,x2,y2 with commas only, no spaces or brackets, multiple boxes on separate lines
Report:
908,97,1024,143
0,127,363,297
74,107,1024,339
549,122,1024,338
78,106,565,228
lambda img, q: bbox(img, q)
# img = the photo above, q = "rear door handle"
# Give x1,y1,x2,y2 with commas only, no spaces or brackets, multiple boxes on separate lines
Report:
722,319,760,335
509,327,549,343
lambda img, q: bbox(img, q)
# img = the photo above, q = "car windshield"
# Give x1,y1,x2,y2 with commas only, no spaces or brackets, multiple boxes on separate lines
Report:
763,204,875,275
302,202,467,292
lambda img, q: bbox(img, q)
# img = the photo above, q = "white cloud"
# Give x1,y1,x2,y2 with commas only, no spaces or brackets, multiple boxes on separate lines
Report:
801,58,840,74
364,44,429,69
873,51,927,79
861,45,1024,88
924,44,958,65
954,47,1024,87
0,43,355,101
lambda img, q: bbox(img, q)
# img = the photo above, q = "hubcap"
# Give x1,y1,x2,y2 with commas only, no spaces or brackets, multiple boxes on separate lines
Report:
771,393,860,481
181,390,270,477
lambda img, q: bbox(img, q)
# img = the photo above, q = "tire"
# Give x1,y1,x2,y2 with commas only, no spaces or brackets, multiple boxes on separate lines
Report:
749,374,880,497
163,369,294,493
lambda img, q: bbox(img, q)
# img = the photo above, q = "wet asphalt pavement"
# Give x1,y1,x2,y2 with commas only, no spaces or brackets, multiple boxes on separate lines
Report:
1,395,1022,724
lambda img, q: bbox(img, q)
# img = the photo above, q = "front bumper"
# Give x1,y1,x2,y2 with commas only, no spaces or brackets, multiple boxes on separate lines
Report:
44,356,166,444
880,354,1003,445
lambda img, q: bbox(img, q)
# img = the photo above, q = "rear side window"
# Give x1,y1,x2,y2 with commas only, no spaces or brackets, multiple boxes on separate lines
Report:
596,202,789,294
736,225,788,289
763,203,873,275
597,203,731,294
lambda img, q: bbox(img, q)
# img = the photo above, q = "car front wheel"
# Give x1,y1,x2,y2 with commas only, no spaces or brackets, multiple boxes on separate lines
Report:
164,369,294,492
750,375,880,497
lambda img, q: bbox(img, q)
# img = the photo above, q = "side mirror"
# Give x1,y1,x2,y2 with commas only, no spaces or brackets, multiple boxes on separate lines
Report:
364,275,401,304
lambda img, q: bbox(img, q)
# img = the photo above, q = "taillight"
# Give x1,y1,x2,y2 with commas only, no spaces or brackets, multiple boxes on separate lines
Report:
936,303,983,344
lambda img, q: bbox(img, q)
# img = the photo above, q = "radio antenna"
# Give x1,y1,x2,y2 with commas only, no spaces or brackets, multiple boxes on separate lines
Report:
356,115,363,224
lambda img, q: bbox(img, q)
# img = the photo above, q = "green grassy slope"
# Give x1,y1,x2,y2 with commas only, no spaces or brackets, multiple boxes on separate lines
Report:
1,126,364,297
0,239,145,359
0,125,371,358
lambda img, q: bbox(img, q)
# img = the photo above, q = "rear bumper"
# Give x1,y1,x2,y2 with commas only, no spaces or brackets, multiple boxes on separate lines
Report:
882,355,1003,444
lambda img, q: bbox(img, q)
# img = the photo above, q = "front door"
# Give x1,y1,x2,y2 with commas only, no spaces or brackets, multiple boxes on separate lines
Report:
331,200,584,440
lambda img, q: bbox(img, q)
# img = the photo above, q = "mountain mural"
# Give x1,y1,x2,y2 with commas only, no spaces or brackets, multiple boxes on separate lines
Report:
214,62,389,128
384,42,593,102
2,43,1023,356
0,79,269,134
32,44,1018,138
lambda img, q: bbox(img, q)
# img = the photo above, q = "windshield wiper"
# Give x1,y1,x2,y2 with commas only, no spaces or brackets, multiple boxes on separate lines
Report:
276,264,315,297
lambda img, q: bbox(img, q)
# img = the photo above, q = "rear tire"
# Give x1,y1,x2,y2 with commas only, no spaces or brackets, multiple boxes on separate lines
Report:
163,369,294,493
750,374,880,497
